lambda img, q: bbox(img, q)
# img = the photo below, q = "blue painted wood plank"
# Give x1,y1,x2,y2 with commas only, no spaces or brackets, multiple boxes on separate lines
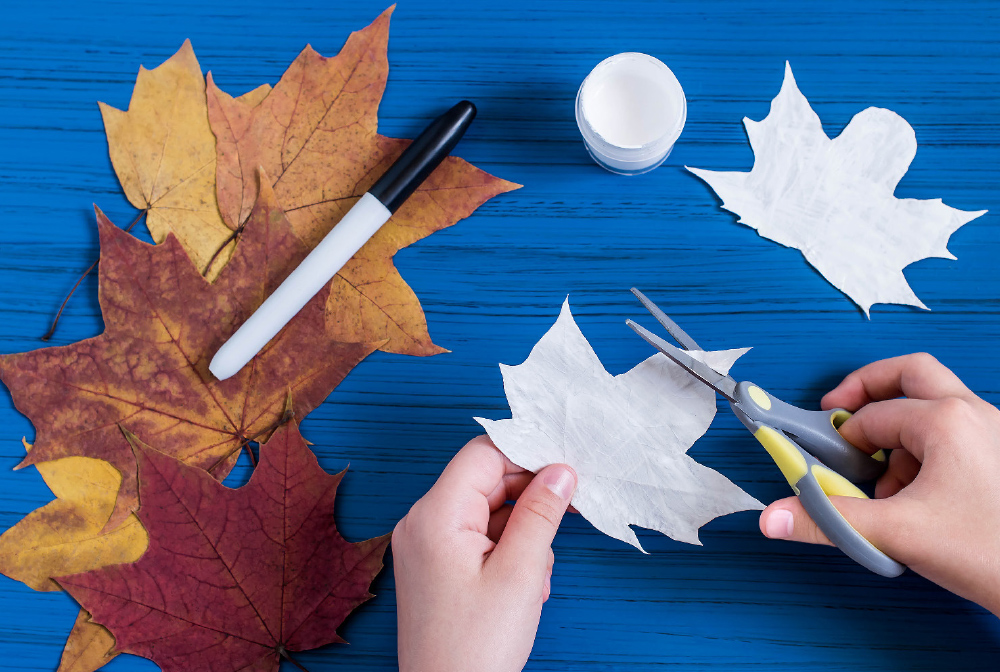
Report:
0,0,998,669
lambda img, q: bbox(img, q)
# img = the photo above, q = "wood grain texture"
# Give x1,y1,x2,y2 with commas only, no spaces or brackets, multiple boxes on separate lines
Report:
1,0,998,670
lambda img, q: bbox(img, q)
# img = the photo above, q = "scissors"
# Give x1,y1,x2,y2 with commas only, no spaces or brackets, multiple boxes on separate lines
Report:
627,288,906,578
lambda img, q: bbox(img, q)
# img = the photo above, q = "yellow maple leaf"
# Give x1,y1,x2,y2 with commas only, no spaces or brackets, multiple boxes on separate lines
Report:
56,609,115,672
101,39,270,279
0,441,147,592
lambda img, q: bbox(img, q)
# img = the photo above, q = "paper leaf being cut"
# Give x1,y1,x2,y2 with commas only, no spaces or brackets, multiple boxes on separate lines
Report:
687,62,987,315
59,420,390,672
207,6,520,355
0,176,377,530
476,299,762,551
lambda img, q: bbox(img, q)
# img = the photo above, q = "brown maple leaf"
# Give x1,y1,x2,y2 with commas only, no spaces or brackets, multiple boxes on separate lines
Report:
0,175,378,529
207,5,520,355
59,421,390,672
101,39,271,278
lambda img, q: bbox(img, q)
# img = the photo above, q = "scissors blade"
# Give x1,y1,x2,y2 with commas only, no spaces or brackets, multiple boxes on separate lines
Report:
626,319,738,402
630,288,702,351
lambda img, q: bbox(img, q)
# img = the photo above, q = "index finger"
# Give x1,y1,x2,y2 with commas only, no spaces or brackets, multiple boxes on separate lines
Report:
822,353,973,411
836,397,936,462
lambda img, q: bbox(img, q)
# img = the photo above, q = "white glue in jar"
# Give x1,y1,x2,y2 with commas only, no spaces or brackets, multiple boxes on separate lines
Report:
575,53,687,175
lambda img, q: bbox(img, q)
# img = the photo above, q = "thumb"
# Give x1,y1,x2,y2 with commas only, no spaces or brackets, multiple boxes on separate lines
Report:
492,464,576,572
759,494,909,560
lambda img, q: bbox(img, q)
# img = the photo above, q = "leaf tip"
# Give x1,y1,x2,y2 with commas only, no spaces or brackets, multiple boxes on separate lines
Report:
961,208,989,225
280,391,296,426
96,99,121,118
169,38,201,73
498,178,523,193
118,426,143,451
782,60,794,82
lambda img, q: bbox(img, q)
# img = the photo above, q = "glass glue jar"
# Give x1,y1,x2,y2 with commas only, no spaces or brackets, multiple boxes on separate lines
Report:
575,53,687,175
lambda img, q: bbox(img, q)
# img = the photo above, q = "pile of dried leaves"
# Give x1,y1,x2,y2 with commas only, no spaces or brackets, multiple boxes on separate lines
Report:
0,7,517,671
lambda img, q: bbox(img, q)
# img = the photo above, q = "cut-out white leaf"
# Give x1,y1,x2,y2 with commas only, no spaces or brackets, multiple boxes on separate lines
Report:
687,62,987,315
475,299,763,552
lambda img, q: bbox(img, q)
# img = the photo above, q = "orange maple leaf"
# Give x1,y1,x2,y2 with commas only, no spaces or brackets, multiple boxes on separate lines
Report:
207,6,520,356
0,175,378,529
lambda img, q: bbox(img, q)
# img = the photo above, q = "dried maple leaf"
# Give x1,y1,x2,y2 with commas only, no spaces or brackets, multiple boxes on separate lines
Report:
101,39,271,279
57,610,115,672
0,175,378,529
207,6,519,355
476,299,763,551
687,62,987,315
0,440,146,591
59,421,390,672
0,443,139,672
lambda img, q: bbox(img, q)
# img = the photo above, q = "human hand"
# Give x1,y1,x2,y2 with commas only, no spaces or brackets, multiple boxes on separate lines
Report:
759,353,1000,615
392,435,577,672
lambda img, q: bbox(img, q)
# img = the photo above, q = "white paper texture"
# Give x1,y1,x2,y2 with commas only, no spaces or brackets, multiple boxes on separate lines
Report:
475,299,763,552
687,62,987,315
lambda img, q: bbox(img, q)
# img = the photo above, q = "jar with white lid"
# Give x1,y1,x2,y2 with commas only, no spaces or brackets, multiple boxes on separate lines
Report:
575,53,687,175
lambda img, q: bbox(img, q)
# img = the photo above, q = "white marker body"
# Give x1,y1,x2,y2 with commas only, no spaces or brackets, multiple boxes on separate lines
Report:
209,192,392,381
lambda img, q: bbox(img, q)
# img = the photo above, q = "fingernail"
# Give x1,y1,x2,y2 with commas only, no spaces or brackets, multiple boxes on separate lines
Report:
542,465,576,502
764,509,794,539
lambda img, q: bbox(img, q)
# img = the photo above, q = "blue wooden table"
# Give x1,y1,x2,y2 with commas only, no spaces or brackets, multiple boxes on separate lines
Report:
2,0,998,669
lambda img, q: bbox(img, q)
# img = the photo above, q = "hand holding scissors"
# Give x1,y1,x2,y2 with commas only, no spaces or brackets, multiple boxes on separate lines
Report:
627,288,906,577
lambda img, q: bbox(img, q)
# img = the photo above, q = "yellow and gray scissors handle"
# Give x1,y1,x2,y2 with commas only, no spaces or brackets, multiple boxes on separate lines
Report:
733,381,887,483
753,423,906,578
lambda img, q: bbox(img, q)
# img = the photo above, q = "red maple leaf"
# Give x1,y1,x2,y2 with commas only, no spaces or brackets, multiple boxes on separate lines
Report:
59,418,390,671
0,175,378,528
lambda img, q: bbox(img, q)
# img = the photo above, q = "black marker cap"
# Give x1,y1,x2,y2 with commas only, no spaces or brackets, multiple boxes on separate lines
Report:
369,100,477,213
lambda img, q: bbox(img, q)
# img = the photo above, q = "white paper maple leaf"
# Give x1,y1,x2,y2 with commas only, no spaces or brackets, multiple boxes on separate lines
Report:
687,62,987,315
475,299,763,552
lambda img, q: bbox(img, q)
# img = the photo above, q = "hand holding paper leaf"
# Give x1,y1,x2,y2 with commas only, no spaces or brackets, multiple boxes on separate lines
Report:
688,63,986,315
476,299,762,551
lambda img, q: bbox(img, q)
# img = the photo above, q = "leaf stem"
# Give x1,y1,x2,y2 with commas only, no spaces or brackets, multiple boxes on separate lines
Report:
278,646,311,672
237,408,295,467
41,209,147,341
203,221,246,278
241,438,258,467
